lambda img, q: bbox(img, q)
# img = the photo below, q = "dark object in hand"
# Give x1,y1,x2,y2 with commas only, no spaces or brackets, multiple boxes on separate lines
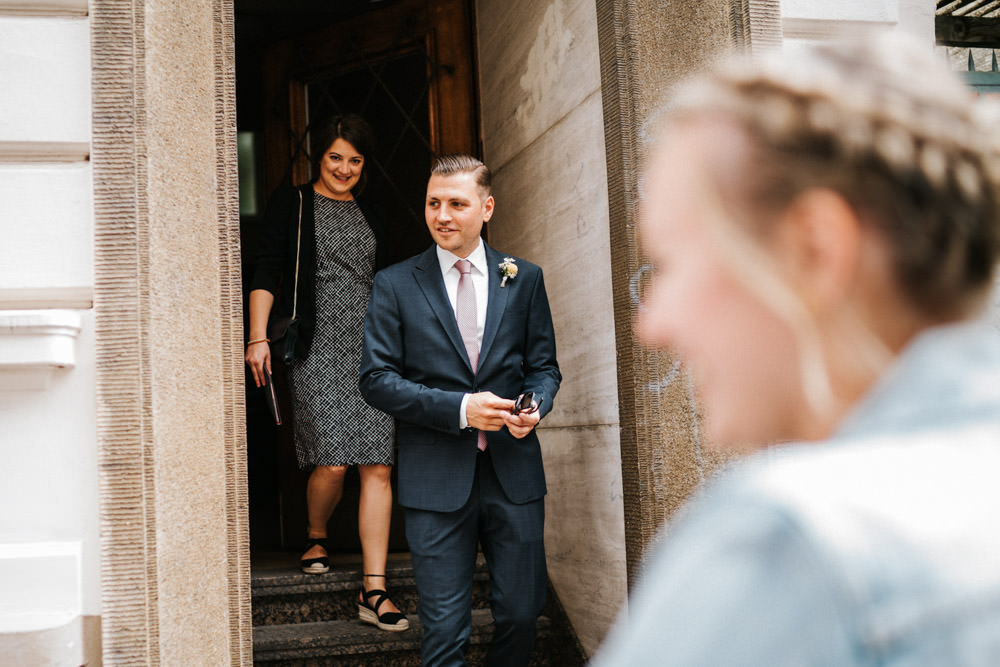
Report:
264,368,282,426
512,392,540,415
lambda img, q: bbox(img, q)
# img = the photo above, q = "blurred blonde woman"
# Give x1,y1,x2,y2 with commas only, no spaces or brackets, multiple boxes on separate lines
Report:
595,34,1000,666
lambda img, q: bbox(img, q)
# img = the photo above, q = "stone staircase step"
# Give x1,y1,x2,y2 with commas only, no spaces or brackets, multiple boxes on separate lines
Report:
251,551,585,665
252,608,553,666
252,554,488,627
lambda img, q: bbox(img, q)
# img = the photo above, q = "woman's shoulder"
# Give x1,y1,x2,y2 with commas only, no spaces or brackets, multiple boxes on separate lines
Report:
728,430,1000,554
263,183,310,215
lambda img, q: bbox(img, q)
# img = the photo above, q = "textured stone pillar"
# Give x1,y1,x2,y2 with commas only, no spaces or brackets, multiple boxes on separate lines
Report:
91,0,250,663
595,0,780,586
476,0,627,654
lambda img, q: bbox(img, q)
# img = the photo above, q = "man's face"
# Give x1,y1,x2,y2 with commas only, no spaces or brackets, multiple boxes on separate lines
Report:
425,172,494,258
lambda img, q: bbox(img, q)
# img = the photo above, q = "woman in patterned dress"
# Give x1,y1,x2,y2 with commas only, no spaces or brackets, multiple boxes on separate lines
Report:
246,114,408,632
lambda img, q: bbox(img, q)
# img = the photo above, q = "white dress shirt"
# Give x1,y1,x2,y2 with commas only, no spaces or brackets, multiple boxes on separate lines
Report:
436,241,489,429
437,241,490,428
437,241,488,343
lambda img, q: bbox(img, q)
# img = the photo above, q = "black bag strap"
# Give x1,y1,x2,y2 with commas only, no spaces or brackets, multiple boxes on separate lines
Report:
291,189,303,319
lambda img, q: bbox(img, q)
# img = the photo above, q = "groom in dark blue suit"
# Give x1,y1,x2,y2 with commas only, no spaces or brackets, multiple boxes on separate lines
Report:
360,154,561,666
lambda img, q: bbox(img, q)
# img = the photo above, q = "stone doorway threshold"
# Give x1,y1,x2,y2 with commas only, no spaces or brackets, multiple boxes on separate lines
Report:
249,550,585,664
251,549,412,573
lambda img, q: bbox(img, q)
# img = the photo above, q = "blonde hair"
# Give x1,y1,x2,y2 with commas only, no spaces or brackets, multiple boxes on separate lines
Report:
651,33,1000,415
659,33,1000,320
431,153,492,198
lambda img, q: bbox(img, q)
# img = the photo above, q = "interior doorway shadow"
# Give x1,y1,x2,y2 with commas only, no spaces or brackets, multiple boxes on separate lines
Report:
237,0,479,558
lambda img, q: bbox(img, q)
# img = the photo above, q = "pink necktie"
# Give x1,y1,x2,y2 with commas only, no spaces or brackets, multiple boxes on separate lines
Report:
455,259,487,451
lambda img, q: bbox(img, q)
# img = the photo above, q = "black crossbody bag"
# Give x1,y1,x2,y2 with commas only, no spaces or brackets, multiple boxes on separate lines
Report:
268,189,303,365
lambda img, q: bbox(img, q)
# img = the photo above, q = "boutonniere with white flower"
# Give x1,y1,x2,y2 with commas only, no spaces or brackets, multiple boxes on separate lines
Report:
498,257,518,287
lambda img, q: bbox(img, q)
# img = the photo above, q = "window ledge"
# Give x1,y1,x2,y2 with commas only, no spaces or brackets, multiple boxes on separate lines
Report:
0,310,83,390
0,541,82,666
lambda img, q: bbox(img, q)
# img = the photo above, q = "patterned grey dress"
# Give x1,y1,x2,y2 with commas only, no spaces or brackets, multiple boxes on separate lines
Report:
287,193,394,468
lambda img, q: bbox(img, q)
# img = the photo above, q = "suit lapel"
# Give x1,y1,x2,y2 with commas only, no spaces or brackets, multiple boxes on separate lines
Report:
412,245,475,372
478,244,508,368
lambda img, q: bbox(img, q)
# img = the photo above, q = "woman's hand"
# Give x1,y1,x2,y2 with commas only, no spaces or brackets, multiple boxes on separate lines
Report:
246,289,276,388
245,341,271,388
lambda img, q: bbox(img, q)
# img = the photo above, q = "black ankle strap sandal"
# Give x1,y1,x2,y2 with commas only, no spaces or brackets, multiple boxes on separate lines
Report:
358,574,409,632
300,537,329,575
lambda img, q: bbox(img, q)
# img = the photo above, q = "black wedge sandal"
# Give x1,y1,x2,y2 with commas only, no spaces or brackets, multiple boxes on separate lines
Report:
300,537,330,575
358,574,409,632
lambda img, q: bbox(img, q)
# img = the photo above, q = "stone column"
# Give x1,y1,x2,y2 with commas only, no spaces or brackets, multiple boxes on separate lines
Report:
476,0,628,654
91,0,250,663
595,0,780,586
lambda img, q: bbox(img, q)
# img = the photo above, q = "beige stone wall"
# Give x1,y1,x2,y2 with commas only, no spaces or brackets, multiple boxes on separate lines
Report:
595,0,781,588
475,0,626,656
91,0,250,663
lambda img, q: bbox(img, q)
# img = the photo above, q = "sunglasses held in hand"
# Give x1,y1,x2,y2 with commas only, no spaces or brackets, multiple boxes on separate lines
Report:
512,392,541,415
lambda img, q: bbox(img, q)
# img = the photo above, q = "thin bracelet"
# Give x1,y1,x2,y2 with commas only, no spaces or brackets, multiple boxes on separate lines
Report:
247,338,270,346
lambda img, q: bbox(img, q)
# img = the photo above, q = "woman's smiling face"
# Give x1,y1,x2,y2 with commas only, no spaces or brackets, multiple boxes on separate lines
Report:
315,137,364,201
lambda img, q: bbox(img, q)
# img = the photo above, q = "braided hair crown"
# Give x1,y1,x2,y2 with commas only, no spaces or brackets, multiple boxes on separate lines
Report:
663,32,1000,319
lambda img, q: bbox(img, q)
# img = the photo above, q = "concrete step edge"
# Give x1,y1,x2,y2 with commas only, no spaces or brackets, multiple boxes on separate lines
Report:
251,555,487,588
252,566,488,597
252,610,552,661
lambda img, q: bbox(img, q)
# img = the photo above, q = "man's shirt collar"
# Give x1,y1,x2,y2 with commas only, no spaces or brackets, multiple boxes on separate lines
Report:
436,240,487,276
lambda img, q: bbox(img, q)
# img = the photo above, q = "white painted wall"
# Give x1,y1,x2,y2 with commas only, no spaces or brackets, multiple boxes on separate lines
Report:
0,5,98,665
0,164,94,290
0,15,91,158
781,0,934,45
0,309,98,589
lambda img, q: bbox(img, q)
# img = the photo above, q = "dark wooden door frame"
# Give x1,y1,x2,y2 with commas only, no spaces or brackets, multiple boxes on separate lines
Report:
255,0,480,552
262,0,479,196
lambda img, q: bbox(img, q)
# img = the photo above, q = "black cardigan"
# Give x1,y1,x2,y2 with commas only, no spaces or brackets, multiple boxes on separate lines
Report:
249,183,390,359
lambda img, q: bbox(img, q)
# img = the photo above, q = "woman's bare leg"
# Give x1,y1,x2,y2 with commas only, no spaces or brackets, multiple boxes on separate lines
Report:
358,463,400,614
303,465,348,559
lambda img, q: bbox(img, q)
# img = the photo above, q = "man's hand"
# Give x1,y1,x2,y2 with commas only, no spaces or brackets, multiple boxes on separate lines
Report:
466,392,515,431
502,401,541,439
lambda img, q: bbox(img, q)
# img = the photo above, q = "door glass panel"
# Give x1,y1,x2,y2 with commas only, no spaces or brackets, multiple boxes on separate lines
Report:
305,49,434,263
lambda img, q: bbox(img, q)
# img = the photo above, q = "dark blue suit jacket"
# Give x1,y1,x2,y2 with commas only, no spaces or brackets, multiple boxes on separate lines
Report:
359,243,561,512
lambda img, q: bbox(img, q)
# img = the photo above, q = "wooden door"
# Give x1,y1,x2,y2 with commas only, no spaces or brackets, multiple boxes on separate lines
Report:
256,0,479,552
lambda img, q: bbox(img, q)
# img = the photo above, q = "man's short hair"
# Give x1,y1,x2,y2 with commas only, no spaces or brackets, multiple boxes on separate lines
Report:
430,153,492,198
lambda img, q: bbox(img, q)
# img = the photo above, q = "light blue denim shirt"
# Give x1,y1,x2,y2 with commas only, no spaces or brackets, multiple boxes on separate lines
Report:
594,323,1000,666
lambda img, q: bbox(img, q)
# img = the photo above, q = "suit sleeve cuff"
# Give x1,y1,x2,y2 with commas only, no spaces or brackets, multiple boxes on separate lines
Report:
459,393,471,429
